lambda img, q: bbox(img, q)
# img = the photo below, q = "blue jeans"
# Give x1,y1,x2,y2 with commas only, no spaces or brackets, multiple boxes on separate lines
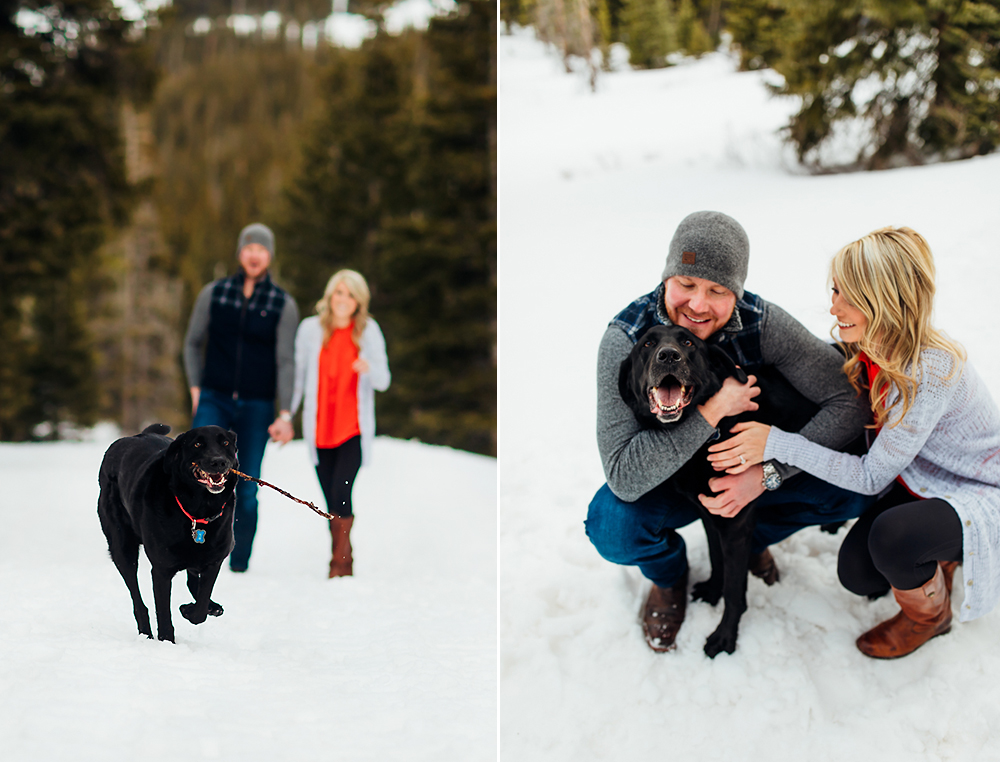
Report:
193,388,274,570
585,473,877,588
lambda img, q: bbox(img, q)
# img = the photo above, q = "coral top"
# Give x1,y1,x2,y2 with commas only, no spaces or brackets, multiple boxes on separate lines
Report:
315,324,360,448
859,351,913,495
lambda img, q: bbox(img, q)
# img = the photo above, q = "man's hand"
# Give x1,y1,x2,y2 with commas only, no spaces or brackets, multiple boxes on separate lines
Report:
697,374,760,429
268,416,294,445
190,386,200,416
698,466,765,518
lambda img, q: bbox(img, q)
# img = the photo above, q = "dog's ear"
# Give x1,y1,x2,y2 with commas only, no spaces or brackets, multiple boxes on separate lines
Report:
163,431,188,474
619,348,652,424
226,430,239,469
708,345,748,384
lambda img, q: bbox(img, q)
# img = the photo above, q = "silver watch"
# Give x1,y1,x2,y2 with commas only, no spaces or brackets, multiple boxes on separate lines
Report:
761,461,782,491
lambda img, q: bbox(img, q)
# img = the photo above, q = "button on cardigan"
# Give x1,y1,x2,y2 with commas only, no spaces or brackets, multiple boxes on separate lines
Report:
764,349,1000,622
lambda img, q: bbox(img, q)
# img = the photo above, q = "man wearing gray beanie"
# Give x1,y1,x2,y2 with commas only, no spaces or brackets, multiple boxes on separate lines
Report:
183,222,300,572
585,211,876,653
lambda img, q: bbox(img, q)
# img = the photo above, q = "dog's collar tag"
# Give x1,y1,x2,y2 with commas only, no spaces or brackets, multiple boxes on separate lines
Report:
174,495,225,544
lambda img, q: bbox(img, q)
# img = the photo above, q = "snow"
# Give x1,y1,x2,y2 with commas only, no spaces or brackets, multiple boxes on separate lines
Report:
498,27,1000,762
0,434,496,761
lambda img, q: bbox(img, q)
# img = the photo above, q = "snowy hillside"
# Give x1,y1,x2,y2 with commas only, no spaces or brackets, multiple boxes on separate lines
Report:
0,433,496,761
498,28,1000,762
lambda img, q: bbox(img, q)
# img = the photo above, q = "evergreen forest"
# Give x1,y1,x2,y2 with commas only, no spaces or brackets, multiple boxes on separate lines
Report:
503,0,1000,170
1,0,497,455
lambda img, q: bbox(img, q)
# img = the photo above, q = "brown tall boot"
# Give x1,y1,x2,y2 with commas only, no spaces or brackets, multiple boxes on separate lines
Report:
941,560,959,595
328,516,354,578
749,548,780,586
642,572,688,652
856,563,952,659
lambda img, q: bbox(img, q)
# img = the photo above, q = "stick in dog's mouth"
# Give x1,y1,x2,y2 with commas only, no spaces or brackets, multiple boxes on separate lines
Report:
191,464,230,494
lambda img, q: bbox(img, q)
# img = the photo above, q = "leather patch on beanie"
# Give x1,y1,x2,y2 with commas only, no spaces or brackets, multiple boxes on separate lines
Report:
682,251,697,264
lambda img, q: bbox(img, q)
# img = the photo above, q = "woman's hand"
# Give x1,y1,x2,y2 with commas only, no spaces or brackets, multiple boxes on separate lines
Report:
353,358,370,374
268,416,294,445
697,374,760,428
706,421,771,474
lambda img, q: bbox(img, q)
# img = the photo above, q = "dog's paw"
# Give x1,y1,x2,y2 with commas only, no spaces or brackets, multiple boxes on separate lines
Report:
208,601,224,617
691,580,722,606
157,631,176,643
179,603,207,625
704,628,737,658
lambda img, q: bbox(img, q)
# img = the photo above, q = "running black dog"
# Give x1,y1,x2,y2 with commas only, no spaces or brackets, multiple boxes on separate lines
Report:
97,424,238,642
619,325,817,657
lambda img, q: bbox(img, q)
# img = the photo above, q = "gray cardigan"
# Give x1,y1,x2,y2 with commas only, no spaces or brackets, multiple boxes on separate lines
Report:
597,297,870,502
290,316,391,468
765,350,1000,622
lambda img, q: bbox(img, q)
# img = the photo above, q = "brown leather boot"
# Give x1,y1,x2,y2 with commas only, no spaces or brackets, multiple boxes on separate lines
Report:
642,572,687,652
856,563,952,659
941,560,959,595
328,516,354,578
749,548,780,586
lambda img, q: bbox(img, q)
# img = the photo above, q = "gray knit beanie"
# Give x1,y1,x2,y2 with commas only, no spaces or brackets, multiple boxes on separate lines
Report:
661,211,749,299
236,223,275,259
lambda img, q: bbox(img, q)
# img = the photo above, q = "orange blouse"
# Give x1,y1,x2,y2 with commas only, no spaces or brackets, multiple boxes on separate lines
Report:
858,350,915,497
315,324,360,448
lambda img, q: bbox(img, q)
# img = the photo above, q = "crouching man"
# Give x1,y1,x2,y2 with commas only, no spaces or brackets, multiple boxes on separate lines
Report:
585,211,876,652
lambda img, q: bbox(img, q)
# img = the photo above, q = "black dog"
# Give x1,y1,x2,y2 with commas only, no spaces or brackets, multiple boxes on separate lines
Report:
619,325,817,657
97,424,238,642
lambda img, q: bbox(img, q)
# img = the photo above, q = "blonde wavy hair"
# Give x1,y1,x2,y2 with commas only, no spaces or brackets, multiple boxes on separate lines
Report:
316,269,371,347
831,226,964,429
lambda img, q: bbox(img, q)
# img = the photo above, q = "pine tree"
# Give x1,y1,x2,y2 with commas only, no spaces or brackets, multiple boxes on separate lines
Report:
756,0,1000,169
279,1,496,455
620,0,677,68
0,0,152,439
377,0,497,454
675,0,713,56
726,0,790,71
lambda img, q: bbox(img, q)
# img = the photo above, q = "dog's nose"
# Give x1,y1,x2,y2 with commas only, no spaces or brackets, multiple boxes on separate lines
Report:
656,347,682,364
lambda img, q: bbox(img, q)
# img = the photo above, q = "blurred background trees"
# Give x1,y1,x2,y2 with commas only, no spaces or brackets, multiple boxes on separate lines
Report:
1,0,497,455
502,0,1000,170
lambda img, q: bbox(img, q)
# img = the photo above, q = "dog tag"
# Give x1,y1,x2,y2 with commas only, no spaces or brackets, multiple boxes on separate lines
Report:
192,524,206,544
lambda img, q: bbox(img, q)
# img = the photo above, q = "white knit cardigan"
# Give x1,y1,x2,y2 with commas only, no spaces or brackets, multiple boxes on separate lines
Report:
765,349,1000,622
290,315,391,468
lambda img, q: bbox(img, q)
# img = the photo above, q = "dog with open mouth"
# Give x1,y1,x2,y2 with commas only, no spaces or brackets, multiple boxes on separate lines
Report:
97,424,238,642
619,325,818,656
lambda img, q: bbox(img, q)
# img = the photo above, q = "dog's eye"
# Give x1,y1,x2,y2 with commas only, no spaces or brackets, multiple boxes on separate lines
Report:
682,339,693,347
193,442,201,448
644,340,655,348
222,441,229,447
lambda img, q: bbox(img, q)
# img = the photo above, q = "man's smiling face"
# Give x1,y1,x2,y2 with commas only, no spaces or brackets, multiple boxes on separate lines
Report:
662,275,737,341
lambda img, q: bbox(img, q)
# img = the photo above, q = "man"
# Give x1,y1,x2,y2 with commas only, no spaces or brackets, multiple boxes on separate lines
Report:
184,223,300,573
585,211,876,652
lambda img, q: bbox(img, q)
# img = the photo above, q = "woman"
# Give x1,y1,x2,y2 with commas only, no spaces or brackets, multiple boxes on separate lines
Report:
706,227,1000,658
289,270,391,577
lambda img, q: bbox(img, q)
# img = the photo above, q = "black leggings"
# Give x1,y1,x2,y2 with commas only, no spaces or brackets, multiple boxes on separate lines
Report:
315,436,362,518
838,481,963,595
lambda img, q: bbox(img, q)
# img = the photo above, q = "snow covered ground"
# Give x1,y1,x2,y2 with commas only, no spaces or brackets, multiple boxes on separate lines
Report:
498,28,1000,762
0,432,496,761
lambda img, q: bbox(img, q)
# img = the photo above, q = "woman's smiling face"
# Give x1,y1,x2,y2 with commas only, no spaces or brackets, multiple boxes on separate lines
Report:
830,278,868,343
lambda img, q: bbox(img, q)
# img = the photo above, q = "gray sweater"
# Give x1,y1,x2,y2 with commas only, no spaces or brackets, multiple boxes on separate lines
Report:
597,297,871,502
765,350,1000,622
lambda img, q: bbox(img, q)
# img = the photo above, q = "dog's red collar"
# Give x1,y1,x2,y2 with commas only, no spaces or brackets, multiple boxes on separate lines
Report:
175,495,227,544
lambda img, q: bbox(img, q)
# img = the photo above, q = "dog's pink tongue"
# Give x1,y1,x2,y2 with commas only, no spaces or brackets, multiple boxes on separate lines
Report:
654,384,683,408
